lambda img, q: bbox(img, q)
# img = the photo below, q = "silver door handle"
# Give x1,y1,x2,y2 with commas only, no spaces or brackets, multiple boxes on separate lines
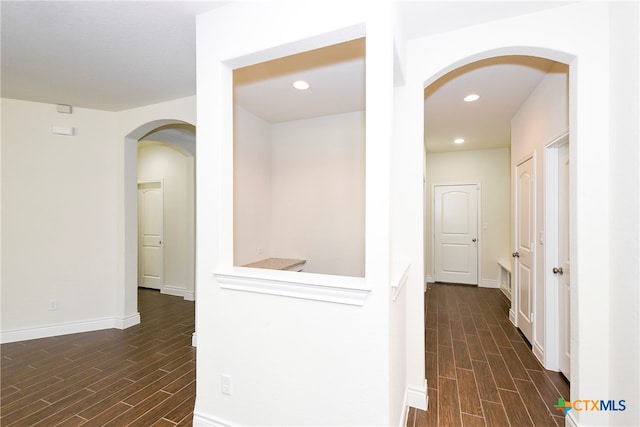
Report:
553,267,564,275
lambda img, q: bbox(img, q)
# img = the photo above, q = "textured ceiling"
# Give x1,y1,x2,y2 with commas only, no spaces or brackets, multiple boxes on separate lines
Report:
1,1,568,151
1,1,226,111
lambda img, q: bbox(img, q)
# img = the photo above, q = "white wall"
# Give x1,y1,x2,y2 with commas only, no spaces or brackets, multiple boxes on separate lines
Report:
400,3,636,425
196,2,398,425
1,98,118,340
425,148,510,287
0,96,196,343
511,63,568,360
608,2,640,425
233,106,272,267
116,96,196,322
270,111,365,277
234,108,366,277
138,140,195,300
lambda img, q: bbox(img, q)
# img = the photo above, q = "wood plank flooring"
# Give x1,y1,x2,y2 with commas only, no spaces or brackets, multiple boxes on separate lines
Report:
407,283,570,427
1,288,195,426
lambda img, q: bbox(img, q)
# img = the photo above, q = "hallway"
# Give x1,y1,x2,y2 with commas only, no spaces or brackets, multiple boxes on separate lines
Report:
407,283,569,426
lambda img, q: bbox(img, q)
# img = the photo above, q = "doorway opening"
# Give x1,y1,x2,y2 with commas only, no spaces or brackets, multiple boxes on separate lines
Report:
137,125,196,301
123,120,196,329
423,53,571,378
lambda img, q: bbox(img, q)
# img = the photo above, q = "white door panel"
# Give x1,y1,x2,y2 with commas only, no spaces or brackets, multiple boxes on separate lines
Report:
515,157,535,342
138,181,163,290
434,184,479,285
558,143,571,379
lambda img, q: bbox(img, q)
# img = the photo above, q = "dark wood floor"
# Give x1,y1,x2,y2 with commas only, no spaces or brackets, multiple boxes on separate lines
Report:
0,288,195,426
407,283,570,427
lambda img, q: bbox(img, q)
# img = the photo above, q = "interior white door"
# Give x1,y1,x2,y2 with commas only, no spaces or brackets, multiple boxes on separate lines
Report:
434,184,479,285
514,157,535,342
557,143,571,379
138,181,163,290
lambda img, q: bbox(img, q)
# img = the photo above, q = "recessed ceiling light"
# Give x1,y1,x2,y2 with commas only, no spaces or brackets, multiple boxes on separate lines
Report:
293,80,310,90
454,138,465,144
464,94,480,102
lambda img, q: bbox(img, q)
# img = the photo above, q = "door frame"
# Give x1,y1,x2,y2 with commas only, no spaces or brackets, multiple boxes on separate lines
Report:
431,182,481,285
138,179,164,291
543,132,570,372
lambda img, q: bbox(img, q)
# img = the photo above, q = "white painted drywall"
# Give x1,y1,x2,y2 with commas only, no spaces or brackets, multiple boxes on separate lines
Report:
1,98,118,337
401,2,627,425
233,106,272,266
608,2,640,425
270,111,365,277
116,96,196,323
196,2,396,425
511,63,568,360
138,140,195,300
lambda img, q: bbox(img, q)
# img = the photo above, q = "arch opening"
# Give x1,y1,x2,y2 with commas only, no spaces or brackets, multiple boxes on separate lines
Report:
421,47,574,389
122,119,196,326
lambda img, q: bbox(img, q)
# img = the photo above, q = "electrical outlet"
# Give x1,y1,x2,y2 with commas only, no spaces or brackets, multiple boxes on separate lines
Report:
221,374,232,395
48,299,57,311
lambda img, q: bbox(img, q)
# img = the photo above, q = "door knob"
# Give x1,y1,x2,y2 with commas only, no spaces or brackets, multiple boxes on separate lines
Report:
512,252,520,258
472,238,477,243
553,267,564,275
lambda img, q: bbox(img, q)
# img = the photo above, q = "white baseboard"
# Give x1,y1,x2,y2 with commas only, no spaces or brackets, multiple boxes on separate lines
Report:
0,313,141,344
114,312,141,329
533,341,545,364
192,332,197,347
192,411,233,427
399,380,428,426
162,286,195,301
566,411,578,427
407,379,428,410
509,308,516,325
426,275,434,284
479,279,500,289
500,285,512,301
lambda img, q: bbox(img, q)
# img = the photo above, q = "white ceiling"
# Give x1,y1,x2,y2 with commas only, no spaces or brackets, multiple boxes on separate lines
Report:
1,1,227,111
1,1,569,151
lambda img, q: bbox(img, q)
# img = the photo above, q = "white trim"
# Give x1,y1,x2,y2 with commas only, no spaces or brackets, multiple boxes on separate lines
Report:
191,332,197,347
399,379,428,426
479,279,500,289
162,286,195,301
0,314,140,344
425,275,433,283
509,308,516,326
533,341,545,364
215,269,370,306
113,312,141,329
407,379,428,410
192,411,233,427
565,411,579,427
392,264,410,301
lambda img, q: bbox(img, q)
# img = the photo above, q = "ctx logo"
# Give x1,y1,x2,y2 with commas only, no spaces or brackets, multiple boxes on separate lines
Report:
554,397,627,415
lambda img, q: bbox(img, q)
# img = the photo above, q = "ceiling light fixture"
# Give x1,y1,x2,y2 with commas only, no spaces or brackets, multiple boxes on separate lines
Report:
464,94,480,102
454,138,465,144
293,80,310,90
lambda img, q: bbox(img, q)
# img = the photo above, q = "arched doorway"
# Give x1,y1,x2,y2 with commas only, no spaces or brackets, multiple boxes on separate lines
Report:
122,119,196,328
421,47,574,381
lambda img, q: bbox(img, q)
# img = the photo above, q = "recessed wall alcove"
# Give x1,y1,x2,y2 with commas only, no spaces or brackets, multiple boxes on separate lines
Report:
232,38,366,278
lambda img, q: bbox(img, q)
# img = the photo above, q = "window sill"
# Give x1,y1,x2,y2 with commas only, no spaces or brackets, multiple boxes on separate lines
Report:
214,268,371,306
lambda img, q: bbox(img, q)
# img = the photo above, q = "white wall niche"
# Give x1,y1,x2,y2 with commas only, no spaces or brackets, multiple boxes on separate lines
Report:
233,38,366,280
